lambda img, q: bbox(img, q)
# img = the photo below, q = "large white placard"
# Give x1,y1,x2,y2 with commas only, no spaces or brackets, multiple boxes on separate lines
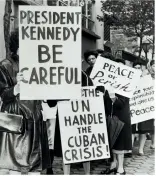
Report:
90,56,141,98
19,6,81,100
58,87,110,164
130,75,155,124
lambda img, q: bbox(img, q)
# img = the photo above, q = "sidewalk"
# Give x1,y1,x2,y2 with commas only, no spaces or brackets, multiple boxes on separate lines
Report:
52,140,155,175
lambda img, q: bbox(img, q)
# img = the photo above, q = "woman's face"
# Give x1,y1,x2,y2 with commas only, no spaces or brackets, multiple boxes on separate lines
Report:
87,55,96,66
151,63,155,72
134,64,142,70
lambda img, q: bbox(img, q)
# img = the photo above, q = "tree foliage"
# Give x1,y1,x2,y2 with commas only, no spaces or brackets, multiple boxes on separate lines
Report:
100,0,154,59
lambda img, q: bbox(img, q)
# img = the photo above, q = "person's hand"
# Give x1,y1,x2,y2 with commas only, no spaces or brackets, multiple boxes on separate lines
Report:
108,90,117,103
14,72,24,95
14,83,20,96
110,96,117,103
16,72,24,82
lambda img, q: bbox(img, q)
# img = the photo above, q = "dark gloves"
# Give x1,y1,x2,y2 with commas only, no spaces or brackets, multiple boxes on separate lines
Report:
95,86,105,94
46,100,58,107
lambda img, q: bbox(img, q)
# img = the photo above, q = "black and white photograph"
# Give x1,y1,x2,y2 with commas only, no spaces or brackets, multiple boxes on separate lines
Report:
0,0,155,175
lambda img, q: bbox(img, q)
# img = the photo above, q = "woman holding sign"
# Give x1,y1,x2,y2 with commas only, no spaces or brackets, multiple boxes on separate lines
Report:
84,50,115,77
102,59,132,175
0,29,51,174
84,51,132,175
132,61,155,156
46,70,93,175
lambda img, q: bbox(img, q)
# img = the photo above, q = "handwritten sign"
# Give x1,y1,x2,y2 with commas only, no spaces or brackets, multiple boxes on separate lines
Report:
90,56,141,98
19,6,81,100
58,87,110,164
130,75,155,124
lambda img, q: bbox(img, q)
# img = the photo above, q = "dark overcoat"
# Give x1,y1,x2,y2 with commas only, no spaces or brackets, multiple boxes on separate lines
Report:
104,92,132,151
0,58,51,172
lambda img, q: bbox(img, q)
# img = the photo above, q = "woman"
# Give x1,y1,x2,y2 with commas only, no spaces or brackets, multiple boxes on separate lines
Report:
148,59,155,79
84,50,115,77
102,59,132,175
46,70,93,175
132,61,155,155
84,50,114,168
84,50,98,76
0,29,51,174
148,60,155,149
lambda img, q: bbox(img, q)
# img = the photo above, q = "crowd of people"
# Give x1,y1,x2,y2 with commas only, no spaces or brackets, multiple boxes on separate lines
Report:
0,29,155,175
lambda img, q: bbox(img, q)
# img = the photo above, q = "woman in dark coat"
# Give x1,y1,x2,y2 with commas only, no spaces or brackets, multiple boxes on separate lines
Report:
102,59,132,175
103,93,132,175
84,50,115,76
0,29,51,174
105,93,132,150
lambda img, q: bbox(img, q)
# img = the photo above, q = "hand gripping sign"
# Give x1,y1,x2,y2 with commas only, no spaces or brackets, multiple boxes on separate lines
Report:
90,56,141,98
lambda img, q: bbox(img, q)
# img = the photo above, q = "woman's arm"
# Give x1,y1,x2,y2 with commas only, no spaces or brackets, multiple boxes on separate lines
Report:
0,66,16,102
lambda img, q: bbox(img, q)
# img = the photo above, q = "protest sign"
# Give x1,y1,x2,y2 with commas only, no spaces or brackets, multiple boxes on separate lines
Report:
130,75,155,124
19,6,81,100
58,87,110,164
90,56,141,98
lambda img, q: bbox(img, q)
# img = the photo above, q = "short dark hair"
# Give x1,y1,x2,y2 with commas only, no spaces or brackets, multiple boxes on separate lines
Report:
84,50,98,63
150,60,155,66
9,28,19,54
100,52,115,61
115,58,125,65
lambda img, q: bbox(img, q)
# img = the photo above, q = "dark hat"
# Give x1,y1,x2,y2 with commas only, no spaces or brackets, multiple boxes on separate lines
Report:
115,58,125,65
96,49,104,54
133,60,146,68
100,52,115,61
84,50,98,62
150,60,155,66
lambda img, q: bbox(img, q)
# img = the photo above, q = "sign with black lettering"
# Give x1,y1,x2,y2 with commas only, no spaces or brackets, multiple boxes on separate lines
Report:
130,75,155,124
19,6,81,100
90,56,141,98
58,87,110,164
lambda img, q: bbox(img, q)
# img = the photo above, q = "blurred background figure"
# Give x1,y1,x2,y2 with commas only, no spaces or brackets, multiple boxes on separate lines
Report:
131,61,155,156
101,58,132,175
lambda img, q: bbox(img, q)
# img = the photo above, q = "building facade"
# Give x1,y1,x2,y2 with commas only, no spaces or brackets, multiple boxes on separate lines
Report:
0,0,104,71
110,26,154,66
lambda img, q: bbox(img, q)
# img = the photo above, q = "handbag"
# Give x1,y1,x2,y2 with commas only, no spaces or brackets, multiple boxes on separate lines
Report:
0,112,24,134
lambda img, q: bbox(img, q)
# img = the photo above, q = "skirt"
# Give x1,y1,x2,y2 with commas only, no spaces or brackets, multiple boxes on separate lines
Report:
113,121,132,151
132,119,154,134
